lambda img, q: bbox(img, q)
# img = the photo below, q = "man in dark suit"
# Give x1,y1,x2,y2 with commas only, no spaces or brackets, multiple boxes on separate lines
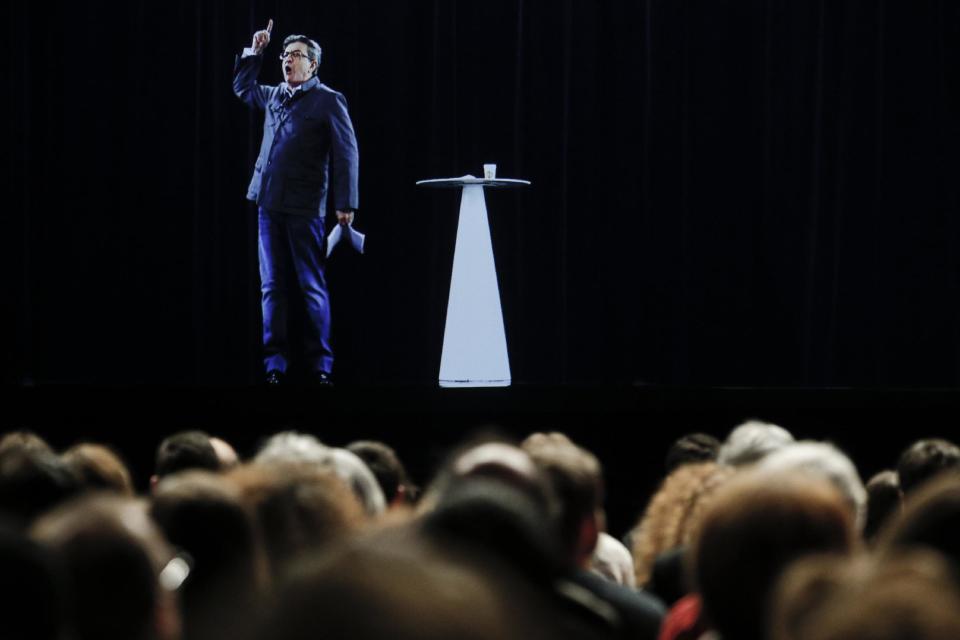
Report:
521,433,667,640
234,20,359,385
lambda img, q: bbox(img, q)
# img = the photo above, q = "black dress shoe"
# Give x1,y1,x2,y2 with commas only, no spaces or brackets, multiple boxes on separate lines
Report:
265,370,285,386
312,371,333,387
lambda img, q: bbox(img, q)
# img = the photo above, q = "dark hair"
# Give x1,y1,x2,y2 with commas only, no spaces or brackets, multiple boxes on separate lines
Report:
0,448,82,525
31,496,167,640
665,433,721,473
693,471,855,640
254,527,566,640
423,477,565,584
347,440,413,504
155,431,220,479
897,439,960,495
0,521,66,640
878,474,960,576
150,471,264,639
282,35,322,76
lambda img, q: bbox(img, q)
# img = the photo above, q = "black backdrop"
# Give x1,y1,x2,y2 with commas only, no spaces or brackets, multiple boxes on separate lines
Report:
8,0,960,387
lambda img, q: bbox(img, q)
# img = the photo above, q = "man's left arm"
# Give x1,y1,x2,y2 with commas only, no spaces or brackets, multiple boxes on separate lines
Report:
329,92,359,225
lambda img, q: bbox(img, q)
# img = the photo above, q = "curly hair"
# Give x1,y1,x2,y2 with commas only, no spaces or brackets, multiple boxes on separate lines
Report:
630,462,736,587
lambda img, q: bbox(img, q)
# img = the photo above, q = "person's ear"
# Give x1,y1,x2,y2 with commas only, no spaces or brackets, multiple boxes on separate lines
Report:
576,515,600,565
390,484,407,508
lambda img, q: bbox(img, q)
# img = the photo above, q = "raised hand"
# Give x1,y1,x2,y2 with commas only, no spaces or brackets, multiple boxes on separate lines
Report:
251,19,273,54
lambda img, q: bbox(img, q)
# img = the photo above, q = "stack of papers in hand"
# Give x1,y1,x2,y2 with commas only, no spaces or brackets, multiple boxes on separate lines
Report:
326,224,365,258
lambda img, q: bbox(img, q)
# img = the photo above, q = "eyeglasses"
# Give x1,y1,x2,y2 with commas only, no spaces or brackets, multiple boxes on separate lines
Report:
279,51,312,61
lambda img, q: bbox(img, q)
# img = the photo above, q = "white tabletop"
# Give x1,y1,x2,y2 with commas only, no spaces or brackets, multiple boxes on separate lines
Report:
416,175,531,189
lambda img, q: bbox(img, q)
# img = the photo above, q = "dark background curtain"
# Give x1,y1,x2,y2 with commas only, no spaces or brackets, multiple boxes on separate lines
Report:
7,0,960,387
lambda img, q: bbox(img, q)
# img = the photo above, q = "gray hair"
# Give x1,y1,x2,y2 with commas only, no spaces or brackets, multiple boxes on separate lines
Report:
255,431,329,465
255,432,385,517
757,440,867,531
282,34,322,76
718,420,795,467
323,448,386,517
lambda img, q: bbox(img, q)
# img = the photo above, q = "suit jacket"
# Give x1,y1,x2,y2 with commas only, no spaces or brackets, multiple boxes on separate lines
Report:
233,53,359,218
571,569,666,640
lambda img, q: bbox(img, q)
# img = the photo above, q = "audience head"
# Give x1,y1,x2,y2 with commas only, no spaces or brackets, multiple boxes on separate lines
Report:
630,461,735,589
154,430,220,483
521,432,604,567
254,527,567,640
228,461,365,579
0,520,67,640
423,474,564,583
420,439,564,582
0,430,54,456
324,448,387,516
717,419,795,466
150,470,264,638
62,443,134,495
30,494,179,640
453,440,543,484
14,424,960,640
877,473,960,577
691,468,857,640
0,446,82,526
664,433,721,473
757,441,867,531
864,469,902,541
255,431,328,465
772,550,960,640
347,440,415,506
897,438,960,496
256,431,386,517
420,438,552,514
209,436,240,469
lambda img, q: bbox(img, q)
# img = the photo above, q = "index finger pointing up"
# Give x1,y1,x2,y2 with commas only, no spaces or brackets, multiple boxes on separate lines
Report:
266,19,273,34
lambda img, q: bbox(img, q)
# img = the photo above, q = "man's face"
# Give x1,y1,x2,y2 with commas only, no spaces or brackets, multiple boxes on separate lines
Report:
281,42,316,87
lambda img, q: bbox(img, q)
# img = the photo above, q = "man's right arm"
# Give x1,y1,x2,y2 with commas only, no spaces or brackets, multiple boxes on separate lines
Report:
233,20,273,110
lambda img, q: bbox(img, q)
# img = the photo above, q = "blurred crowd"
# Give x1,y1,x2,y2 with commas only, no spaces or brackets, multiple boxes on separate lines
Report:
2,419,960,640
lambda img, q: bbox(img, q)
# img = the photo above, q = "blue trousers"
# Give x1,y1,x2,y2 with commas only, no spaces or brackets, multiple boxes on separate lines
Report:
258,208,333,375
